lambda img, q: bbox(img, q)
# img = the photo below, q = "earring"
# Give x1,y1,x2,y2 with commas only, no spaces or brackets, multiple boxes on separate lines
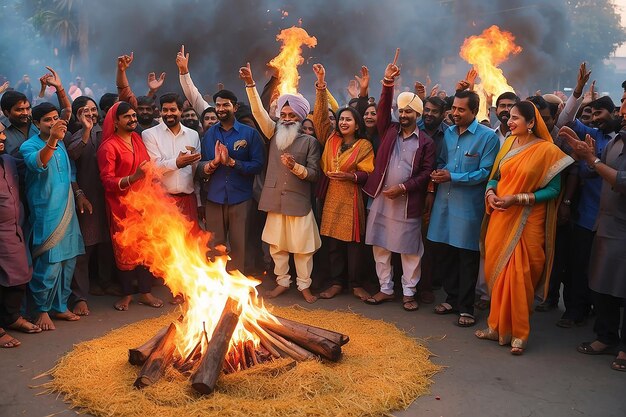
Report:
527,128,532,134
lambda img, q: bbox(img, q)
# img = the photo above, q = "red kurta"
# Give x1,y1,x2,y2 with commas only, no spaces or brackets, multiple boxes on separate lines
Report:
96,132,150,270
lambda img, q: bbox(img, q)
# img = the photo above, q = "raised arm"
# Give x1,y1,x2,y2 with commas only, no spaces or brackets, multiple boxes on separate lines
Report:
176,45,210,116
378,61,401,136
116,52,137,108
41,66,70,121
239,62,276,138
146,71,166,98
311,63,333,146
556,62,590,127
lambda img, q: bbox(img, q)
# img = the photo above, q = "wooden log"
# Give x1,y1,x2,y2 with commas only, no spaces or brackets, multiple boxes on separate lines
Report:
268,316,349,346
258,319,342,361
191,298,241,395
133,323,177,389
128,326,169,366
264,329,317,362
245,320,314,361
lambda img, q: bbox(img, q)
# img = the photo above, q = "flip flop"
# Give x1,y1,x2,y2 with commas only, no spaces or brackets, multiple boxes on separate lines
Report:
434,302,457,315
456,313,476,327
0,331,21,348
611,357,626,372
8,318,42,334
364,293,394,305
577,341,617,355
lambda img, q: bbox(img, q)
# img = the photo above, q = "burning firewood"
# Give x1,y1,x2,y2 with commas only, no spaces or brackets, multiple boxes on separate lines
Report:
133,323,178,389
191,298,242,394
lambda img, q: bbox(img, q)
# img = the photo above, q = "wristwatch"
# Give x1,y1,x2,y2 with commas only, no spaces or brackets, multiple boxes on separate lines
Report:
591,157,601,170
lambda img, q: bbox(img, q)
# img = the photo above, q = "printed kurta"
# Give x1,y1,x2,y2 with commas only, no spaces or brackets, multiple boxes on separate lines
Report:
319,134,374,242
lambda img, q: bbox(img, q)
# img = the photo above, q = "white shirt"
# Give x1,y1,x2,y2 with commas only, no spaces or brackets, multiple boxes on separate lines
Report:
142,122,200,195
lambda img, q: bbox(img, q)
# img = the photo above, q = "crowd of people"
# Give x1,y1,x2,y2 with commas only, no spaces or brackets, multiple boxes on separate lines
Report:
0,48,624,372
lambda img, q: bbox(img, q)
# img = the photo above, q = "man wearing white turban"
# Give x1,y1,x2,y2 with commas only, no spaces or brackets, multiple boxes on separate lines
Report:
239,63,321,303
362,61,436,312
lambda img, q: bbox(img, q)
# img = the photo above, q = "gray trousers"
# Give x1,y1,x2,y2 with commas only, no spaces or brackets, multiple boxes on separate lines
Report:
205,199,251,273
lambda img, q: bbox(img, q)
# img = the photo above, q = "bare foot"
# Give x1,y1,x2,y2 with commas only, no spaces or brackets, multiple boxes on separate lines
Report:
352,287,371,301
114,295,133,311
72,300,90,316
319,285,342,299
266,285,289,299
137,293,163,308
53,311,81,321
35,312,56,331
301,288,318,304
169,294,185,305
0,328,21,348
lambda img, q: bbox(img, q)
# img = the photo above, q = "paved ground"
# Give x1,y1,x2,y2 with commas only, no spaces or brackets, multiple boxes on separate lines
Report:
1,277,624,417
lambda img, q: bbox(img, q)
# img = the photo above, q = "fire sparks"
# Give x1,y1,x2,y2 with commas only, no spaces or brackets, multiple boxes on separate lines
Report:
113,163,276,361
269,26,317,95
460,25,522,99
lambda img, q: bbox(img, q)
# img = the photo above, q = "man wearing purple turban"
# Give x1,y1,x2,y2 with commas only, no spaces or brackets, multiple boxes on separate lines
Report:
240,64,321,303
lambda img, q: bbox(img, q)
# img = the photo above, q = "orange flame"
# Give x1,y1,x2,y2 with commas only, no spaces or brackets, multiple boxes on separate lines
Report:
460,25,522,99
269,26,317,95
113,163,277,361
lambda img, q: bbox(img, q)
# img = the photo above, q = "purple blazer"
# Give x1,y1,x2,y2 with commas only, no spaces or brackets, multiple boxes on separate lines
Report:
361,84,435,219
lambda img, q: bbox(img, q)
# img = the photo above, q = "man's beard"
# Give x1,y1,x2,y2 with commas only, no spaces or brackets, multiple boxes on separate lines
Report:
275,121,301,151
497,111,509,126
181,118,200,130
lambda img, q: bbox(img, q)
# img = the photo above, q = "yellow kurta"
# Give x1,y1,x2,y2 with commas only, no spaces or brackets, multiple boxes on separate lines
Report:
319,134,374,242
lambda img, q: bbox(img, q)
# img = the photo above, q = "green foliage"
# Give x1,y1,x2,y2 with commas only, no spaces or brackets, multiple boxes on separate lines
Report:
566,0,626,68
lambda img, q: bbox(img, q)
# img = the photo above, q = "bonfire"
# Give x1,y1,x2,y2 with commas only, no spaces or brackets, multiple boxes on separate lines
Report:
115,164,348,395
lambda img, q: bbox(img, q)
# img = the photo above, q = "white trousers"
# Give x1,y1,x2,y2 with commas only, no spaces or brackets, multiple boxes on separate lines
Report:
372,245,423,297
270,245,314,291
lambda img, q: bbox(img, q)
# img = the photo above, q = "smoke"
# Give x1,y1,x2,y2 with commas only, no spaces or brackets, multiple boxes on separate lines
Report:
0,0,579,106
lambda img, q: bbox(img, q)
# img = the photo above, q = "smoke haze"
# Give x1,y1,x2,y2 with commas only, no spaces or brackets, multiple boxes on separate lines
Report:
0,0,586,104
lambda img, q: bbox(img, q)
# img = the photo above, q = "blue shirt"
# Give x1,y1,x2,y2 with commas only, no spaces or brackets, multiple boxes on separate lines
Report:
20,135,84,263
427,119,500,251
2,120,39,157
570,119,613,231
201,120,265,205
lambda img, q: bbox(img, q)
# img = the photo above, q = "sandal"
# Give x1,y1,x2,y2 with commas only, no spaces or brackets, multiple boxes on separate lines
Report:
611,357,626,372
456,313,476,327
8,317,42,334
475,328,499,341
364,292,394,305
0,330,21,348
434,302,457,315
577,341,617,356
402,296,419,312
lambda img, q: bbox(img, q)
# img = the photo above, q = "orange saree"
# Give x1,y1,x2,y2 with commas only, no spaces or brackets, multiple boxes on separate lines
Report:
481,112,573,348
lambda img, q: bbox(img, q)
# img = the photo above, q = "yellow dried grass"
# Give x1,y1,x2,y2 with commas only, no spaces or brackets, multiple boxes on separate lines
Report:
46,305,441,417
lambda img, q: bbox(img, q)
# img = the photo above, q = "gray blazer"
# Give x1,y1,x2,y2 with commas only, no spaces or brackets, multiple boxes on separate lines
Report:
258,133,319,216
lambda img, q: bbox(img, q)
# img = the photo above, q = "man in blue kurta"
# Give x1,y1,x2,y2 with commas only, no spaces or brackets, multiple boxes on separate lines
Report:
427,90,500,327
20,103,84,331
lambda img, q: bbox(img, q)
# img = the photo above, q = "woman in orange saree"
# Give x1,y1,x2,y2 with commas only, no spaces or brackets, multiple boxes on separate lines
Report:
476,101,573,354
